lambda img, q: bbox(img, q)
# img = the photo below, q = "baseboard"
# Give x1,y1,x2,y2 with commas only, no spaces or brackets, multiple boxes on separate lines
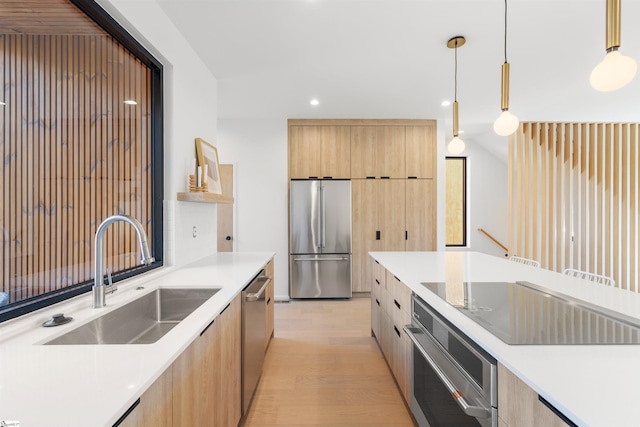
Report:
274,295,291,303
352,291,371,298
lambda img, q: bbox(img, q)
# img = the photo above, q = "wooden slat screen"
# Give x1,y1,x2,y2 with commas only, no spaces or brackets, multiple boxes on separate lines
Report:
508,122,640,292
0,33,151,305
0,0,107,35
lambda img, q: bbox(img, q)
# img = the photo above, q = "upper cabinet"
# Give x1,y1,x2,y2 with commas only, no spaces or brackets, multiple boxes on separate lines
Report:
406,125,435,179
289,119,435,180
351,126,406,179
289,125,351,179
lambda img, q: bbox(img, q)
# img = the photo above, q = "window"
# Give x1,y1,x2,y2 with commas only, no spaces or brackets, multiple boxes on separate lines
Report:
0,0,163,322
446,157,466,247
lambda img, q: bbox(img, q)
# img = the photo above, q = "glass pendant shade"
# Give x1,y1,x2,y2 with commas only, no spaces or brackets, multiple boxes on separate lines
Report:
493,110,520,136
447,136,465,155
590,50,637,92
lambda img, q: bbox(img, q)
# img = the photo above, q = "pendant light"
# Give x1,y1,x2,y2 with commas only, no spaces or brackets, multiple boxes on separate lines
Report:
493,0,519,136
590,0,637,92
447,36,465,155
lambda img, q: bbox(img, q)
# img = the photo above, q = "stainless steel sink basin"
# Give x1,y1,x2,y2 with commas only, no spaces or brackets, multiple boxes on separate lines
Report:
45,288,220,345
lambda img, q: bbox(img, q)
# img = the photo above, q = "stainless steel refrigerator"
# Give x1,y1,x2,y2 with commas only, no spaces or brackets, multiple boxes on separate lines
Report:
289,180,352,298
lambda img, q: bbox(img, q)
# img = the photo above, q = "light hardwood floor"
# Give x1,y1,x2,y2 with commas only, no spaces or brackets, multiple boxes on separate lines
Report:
241,298,415,427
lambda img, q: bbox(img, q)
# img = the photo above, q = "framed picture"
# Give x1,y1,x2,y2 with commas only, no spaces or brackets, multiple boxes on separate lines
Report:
195,138,223,194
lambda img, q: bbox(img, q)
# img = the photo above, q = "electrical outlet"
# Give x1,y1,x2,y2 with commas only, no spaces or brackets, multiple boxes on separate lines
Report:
192,226,197,238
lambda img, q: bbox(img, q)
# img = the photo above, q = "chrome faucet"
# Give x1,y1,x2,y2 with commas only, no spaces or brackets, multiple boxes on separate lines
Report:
93,214,155,308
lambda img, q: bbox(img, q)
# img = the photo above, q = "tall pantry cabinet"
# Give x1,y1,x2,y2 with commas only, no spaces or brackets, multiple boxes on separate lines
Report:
288,119,437,293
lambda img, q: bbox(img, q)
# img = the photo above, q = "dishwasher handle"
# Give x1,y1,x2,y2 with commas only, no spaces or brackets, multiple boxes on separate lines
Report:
404,326,491,419
245,277,271,302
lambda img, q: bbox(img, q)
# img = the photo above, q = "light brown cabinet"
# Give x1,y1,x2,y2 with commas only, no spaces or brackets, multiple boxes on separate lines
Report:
352,179,405,292
370,260,386,339
289,125,351,179
498,363,571,427
405,125,435,179
370,259,412,405
351,126,406,179
265,259,275,350
405,179,435,251
173,294,242,427
117,369,173,427
352,178,435,292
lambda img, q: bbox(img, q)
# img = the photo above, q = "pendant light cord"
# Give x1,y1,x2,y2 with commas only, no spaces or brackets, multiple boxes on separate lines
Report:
504,0,508,63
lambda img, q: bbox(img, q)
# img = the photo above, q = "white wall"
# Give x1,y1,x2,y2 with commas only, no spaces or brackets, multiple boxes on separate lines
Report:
438,132,509,258
97,0,220,267
217,119,289,299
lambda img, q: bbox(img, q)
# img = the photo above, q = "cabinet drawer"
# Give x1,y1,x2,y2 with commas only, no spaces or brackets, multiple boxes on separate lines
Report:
371,293,381,338
372,260,386,287
391,299,411,331
386,271,411,315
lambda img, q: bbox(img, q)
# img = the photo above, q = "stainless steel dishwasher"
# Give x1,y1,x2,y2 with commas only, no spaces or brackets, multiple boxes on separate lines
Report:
241,269,271,415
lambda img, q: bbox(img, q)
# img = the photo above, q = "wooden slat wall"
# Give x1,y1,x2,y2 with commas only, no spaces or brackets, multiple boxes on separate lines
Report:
0,0,106,35
508,122,640,292
0,34,151,303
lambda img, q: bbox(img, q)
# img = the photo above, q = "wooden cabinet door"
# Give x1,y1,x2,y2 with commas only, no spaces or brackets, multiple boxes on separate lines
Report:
172,321,215,426
371,291,380,338
405,179,435,251
406,125,435,179
377,126,405,178
352,179,379,292
351,126,406,178
498,363,572,427
379,179,406,251
320,126,351,178
379,309,393,363
265,259,275,350
353,180,405,291
350,126,378,179
399,325,412,403
173,295,241,427
289,125,322,179
216,295,242,427
117,369,173,427
290,125,351,179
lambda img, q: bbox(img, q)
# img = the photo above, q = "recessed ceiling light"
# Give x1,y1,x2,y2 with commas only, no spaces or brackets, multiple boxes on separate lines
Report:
310,99,319,106
124,100,137,105
459,130,465,134
441,100,451,107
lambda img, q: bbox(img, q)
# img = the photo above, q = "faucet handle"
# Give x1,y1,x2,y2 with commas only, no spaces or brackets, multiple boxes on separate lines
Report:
105,268,118,294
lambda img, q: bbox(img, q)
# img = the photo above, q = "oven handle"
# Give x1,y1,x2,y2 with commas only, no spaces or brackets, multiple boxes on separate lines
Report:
404,326,491,419
246,278,271,302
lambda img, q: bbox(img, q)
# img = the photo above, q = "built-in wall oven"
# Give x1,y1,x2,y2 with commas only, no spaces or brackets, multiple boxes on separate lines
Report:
404,294,498,427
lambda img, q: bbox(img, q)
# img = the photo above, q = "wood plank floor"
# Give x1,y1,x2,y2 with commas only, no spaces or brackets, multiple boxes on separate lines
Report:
241,298,415,427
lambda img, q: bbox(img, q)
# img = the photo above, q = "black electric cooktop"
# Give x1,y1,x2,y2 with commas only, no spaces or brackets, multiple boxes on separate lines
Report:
421,281,640,345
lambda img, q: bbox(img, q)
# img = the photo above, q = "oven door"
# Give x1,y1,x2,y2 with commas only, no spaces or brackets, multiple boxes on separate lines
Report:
405,325,497,427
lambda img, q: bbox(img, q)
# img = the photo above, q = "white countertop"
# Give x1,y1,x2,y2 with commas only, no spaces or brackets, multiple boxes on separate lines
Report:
0,252,274,427
370,251,640,427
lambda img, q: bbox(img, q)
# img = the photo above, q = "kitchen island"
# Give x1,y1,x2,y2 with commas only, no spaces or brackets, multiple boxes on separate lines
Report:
370,251,640,427
0,252,274,427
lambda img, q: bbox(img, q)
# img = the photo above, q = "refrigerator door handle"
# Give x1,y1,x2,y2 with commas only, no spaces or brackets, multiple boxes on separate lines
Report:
293,257,349,262
316,182,322,249
321,185,326,249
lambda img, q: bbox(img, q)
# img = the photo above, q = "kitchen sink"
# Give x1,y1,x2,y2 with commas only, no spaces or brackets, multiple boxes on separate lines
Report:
45,288,220,345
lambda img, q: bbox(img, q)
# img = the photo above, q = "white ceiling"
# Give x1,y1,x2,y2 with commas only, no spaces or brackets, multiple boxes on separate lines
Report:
156,0,640,160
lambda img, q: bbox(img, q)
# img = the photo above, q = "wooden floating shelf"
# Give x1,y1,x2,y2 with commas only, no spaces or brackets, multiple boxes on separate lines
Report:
177,192,234,204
